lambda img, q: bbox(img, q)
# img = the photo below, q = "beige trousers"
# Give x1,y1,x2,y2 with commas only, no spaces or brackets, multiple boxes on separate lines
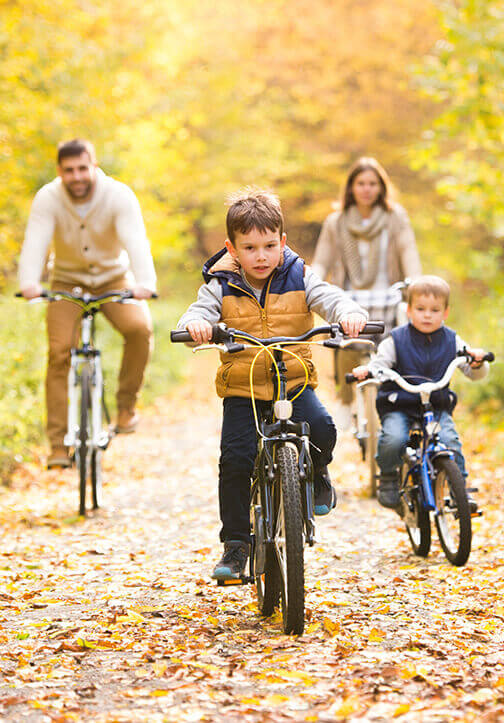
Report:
46,277,153,449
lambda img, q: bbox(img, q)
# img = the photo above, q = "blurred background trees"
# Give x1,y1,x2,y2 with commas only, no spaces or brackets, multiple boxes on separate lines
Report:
0,0,502,473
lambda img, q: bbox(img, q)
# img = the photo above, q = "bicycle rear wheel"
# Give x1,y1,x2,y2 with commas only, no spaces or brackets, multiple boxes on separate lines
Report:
251,480,281,616
275,444,304,635
399,463,431,557
78,367,91,516
91,449,102,509
434,457,471,566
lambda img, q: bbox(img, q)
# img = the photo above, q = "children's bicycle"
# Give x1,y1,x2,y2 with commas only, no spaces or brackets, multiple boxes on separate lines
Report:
171,320,383,633
17,288,151,516
347,349,494,566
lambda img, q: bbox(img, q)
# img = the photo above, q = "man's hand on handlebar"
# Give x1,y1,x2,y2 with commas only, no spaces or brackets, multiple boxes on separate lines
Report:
351,364,370,381
186,319,213,345
20,283,44,300
340,313,368,338
132,285,156,300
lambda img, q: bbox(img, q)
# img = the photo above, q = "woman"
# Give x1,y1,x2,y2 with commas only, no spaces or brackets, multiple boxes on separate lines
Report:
312,157,421,427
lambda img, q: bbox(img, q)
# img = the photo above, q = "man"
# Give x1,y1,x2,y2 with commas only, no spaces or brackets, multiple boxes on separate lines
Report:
18,139,156,468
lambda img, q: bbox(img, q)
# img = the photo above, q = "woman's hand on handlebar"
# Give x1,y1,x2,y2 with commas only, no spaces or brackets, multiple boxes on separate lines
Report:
351,364,370,381
186,319,213,345
340,312,368,338
132,285,157,300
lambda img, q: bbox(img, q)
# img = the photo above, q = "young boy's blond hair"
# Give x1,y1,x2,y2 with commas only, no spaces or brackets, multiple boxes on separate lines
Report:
407,275,450,308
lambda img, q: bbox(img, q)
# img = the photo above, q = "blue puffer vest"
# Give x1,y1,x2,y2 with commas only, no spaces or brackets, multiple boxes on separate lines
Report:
376,323,457,419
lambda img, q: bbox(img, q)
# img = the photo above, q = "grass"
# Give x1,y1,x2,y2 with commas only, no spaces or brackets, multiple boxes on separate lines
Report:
0,265,200,482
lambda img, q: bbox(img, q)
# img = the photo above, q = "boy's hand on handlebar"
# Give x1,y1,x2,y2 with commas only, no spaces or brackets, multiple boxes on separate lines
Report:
466,347,487,368
340,313,367,338
186,319,213,345
20,283,44,300
352,364,370,381
132,285,156,300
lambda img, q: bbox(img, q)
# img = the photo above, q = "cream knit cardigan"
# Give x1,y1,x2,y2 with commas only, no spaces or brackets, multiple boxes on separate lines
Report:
19,169,156,291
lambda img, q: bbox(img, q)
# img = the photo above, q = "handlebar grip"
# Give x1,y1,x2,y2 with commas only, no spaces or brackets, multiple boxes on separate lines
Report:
362,322,385,335
15,292,22,297
170,329,193,342
345,373,357,384
484,352,495,362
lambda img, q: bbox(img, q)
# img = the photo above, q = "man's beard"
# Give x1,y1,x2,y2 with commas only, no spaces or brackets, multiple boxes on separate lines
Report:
64,181,92,200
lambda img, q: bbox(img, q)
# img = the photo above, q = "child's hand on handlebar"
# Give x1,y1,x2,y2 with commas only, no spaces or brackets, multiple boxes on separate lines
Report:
352,364,370,381
340,313,367,338
20,283,44,299
186,319,213,345
466,347,487,368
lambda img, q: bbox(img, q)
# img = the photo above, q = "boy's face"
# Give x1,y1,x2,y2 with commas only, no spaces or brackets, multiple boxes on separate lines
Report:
225,227,286,288
407,293,449,334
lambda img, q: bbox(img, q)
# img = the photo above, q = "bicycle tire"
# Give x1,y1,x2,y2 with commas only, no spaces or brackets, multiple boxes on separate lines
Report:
364,384,379,498
399,462,431,557
91,449,102,510
78,367,91,516
275,444,304,635
251,474,281,616
434,457,471,566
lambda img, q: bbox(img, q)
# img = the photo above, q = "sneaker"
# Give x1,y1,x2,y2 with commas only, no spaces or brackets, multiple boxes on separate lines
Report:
115,409,140,434
47,447,72,470
466,486,478,515
211,541,249,581
314,467,337,516
378,476,400,509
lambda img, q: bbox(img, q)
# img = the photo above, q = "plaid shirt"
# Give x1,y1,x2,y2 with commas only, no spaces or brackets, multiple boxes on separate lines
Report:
346,286,404,340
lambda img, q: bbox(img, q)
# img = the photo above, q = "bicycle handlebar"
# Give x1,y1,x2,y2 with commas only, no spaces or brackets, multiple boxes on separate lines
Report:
170,321,385,346
16,289,158,305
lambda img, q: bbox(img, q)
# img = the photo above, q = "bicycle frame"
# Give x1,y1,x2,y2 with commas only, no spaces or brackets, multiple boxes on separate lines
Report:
64,310,109,452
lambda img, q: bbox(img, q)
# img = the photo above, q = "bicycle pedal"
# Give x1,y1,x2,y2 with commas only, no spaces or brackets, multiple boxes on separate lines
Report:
471,510,483,518
217,575,253,587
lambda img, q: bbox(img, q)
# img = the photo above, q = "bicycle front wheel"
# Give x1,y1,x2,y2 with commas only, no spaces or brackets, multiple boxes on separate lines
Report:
78,367,91,516
434,457,471,566
274,444,304,635
399,463,431,557
91,449,102,510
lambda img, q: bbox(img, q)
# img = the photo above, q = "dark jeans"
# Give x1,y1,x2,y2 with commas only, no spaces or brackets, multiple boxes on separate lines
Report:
219,386,337,543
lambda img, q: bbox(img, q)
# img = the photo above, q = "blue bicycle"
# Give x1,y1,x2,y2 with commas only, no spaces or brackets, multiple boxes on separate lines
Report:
348,349,494,566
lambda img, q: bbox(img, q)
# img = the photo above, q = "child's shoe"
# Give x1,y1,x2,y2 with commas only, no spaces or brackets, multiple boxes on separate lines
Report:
378,475,400,509
314,467,337,516
211,541,249,580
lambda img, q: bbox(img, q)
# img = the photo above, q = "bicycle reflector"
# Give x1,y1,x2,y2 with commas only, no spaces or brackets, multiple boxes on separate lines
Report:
274,400,293,420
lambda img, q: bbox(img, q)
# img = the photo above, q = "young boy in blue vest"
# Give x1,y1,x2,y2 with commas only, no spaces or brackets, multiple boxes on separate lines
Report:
352,275,489,510
177,189,368,580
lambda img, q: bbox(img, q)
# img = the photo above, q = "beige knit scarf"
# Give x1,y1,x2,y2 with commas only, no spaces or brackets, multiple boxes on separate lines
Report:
339,205,388,289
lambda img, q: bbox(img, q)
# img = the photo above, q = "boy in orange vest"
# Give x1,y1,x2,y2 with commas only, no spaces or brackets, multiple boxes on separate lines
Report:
178,189,367,580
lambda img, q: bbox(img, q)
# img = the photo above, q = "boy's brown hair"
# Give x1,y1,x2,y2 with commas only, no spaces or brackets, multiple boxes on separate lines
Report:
407,275,450,308
226,188,283,244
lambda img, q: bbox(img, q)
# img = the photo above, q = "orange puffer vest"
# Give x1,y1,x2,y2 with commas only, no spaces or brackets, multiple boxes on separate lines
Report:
203,246,318,400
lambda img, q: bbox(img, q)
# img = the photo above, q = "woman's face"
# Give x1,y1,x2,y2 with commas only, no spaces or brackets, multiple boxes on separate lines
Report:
351,169,382,210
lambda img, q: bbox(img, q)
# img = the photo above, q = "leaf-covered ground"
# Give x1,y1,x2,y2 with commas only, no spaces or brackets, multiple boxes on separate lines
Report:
1,351,503,722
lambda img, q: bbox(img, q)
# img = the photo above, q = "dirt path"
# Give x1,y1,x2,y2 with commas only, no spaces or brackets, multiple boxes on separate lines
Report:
0,351,503,722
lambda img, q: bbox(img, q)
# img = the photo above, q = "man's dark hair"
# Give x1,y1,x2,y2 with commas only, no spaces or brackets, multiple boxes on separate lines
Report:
226,188,284,244
57,139,96,165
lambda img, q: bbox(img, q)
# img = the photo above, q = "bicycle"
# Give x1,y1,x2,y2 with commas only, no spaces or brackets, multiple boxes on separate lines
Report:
17,288,150,516
171,320,384,633
347,348,494,566
343,280,410,497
